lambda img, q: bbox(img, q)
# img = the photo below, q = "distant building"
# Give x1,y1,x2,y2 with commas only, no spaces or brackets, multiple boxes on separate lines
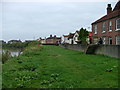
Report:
8,40,22,44
63,35,69,44
73,31,79,44
68,33,75,44
92,1,120,45
38,37,46,44
0,40,6,44
46,35,61,45
73,31,92,44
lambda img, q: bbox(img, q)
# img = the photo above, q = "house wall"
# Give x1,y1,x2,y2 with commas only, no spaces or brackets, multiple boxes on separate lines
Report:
92,16,120,45
41,40,46,44
69,39,73,44
60,44,88,52
95,45,120,58
46,39,61,44
64,37,69,44
73,33,79,44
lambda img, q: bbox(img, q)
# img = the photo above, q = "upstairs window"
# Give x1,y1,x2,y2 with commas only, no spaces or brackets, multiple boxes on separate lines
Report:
109,21,112,31
94,24,97,34
102,22,106,33
116,18,120,30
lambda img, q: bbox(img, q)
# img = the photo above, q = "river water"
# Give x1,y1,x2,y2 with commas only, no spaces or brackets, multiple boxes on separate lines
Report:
0,48,22,57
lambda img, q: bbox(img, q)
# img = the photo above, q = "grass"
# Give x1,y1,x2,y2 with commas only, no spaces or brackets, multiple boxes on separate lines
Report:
2,45,119,88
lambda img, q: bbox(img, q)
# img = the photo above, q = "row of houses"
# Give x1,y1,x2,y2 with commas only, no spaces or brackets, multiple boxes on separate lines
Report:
0,40,6,44
1,1,120,45
38,35,61,45
1,40,36,44
0,40,22,44
62,1,120,45
44,1,120,45
63,30,92,44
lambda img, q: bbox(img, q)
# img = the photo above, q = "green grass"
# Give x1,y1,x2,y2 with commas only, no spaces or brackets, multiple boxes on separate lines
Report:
2,45,119,88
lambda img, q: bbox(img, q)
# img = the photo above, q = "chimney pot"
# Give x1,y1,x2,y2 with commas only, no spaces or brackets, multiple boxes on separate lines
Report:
50,35,52,37
107,4,112,14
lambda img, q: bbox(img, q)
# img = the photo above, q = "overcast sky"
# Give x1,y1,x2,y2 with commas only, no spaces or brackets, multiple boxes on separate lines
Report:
1,0,118,41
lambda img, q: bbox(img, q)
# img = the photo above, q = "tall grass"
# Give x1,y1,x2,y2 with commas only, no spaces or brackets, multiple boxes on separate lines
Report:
2,51,11,64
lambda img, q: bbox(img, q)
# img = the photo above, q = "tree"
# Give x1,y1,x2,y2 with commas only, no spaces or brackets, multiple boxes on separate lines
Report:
78,28,89,44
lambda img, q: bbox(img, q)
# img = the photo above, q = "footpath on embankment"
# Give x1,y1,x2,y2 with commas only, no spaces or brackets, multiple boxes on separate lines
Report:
2,45,119,88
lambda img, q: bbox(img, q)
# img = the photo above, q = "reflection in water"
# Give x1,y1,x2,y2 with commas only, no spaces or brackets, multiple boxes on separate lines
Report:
0,48,22,57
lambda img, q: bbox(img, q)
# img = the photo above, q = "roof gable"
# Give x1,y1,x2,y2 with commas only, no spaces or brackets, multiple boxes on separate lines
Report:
92,1,120,25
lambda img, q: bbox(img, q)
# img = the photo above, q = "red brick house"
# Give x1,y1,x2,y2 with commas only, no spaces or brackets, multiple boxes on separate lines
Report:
92,1,120,45
46,35,61,44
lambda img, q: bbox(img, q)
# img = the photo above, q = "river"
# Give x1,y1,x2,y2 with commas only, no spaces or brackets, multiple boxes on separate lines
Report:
0,48,22,57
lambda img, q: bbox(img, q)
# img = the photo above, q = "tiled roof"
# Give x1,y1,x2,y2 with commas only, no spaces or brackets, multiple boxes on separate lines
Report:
113,1,120,11
47,36,61,39
92,1,120,24
76,30,80,34
63,35,69,37
68,33,75,39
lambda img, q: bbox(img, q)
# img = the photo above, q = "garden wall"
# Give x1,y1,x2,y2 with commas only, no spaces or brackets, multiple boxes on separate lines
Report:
60,44,120,59
60,44,88,52
95,45,120,59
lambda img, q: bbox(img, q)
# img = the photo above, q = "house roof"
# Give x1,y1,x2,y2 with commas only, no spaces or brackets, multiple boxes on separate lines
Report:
92,1,120,25
113,1,120,11
47,36,61,39
68,33,75,39
75,30,80,34
63,35,69,37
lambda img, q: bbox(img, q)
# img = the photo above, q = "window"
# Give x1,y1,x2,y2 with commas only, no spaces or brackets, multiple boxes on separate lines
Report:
116,36,120,45
102,22,106,33
94,25,97,34
109,37,112,45
116,18,120,30
109,21,112,31
102,37,106,44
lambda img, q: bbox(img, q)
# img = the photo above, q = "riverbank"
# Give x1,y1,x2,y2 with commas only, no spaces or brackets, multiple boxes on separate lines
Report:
1,41,40,63
1,47,23,64
2,45,119,88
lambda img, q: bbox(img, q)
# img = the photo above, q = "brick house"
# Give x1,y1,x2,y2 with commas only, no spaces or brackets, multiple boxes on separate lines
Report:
46,35,61,44
92,1,120,45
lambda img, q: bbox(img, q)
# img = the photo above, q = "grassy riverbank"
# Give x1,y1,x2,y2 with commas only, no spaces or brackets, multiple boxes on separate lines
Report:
2,45,119,88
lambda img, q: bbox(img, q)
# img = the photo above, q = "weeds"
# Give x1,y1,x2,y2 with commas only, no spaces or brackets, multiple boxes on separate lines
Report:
2,51,11,64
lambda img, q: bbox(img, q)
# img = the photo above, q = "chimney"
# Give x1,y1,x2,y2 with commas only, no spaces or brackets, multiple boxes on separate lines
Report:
107,4,112,14
54,35,56,38
50,35,52,37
